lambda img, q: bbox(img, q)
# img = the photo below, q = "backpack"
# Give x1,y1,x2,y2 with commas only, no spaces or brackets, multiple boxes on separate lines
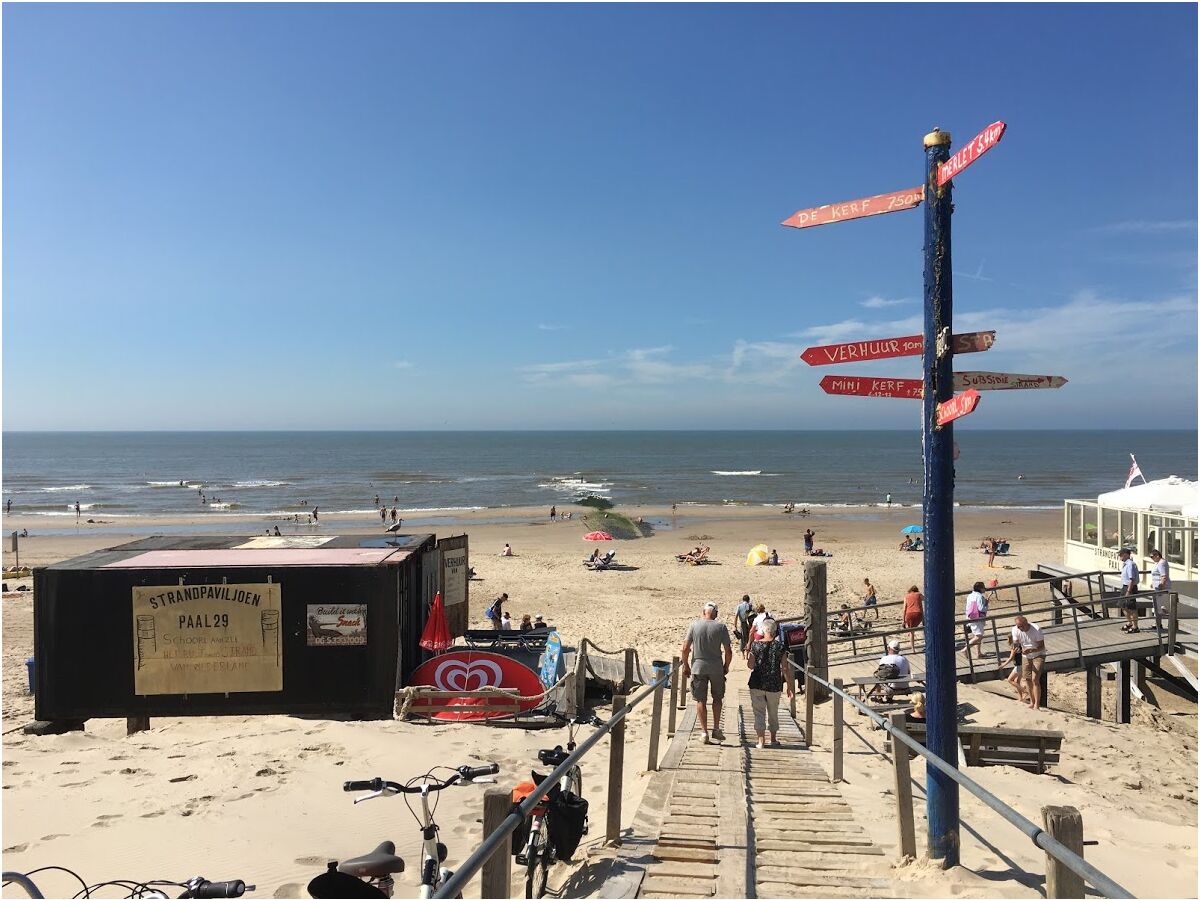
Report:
874,662,901,681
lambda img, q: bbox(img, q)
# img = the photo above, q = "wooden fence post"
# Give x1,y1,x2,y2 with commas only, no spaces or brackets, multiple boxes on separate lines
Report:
606,694,627,845
623,649,636,694
832,678,844,783
804,669,815,747
668,656,680,734
803,560,829,702
647,676,664,772
480,788,512,899
1041,805,1084,899
888,712,917,860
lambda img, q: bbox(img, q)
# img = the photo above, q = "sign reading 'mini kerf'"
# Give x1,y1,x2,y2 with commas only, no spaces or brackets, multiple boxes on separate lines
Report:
132,583,283,696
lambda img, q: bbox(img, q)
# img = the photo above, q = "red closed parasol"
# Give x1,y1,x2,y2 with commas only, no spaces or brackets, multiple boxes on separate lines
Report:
583,531,613,541
420,591,453,653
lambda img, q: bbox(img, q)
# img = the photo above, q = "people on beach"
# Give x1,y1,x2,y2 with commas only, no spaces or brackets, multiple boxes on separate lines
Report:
746,617,792,749
501,543,513,557
519,614,532,631
803,528,815,554
861,578,878,619
681,602,732,746
903,585,924,651
1149,549,1170,622
1001,615,1046,709
1118,547,1141,632
964,581,988,659
734,594,753,654
486,593,508,630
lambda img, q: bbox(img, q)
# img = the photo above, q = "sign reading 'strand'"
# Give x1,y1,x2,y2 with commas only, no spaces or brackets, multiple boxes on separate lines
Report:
132,583,283,696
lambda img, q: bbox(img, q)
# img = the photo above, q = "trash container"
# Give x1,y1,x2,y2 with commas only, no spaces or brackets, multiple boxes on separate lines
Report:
651,659,671,687
25,657,35,695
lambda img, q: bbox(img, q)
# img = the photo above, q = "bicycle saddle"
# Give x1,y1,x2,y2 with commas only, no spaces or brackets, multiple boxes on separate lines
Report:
338,841,407,877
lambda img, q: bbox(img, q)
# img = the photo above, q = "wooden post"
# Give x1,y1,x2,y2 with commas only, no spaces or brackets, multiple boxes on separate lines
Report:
804,669,815,747
803,559,829,702
480,788,512,899
126,716,150,736
832,677,844,783
889,711,917,860
1085,667,1101,720
623,648,636,694
1041,805,1085,899
1115,659,1131,724
574,642,589,713
667,655,680,735
606,693,627,845
1168,593,1179,656
647,676,664,772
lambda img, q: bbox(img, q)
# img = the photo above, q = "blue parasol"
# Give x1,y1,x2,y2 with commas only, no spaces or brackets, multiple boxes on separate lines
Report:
900,524,923,534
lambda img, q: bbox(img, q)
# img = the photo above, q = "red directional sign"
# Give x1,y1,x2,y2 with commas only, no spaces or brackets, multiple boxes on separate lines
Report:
781,186,924,230
954,372,1068,391
801,331,995,366
820,375,923,399
936,389,981,426
937,121,1007,187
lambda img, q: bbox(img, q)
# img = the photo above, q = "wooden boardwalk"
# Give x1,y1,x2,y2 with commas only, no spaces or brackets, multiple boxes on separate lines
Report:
613,686,893,898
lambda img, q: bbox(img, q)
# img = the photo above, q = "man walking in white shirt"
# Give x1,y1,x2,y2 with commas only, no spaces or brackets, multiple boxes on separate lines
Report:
1149,549,1170,626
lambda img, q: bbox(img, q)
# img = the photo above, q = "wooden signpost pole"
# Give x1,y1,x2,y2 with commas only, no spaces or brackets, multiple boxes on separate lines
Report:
922,127,960,867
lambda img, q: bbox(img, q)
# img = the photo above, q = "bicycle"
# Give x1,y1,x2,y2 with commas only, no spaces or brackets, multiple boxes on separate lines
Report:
515,714,600,899
307,762,499,900
2,867,252,898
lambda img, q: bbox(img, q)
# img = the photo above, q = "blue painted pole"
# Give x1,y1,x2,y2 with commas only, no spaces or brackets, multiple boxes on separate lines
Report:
921,127,959,866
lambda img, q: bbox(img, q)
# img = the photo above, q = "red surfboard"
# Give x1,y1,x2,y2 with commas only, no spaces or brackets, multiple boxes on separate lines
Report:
408,650,544,721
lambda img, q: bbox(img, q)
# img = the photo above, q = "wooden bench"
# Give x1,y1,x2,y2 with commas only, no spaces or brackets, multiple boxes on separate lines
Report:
890,722,1064,774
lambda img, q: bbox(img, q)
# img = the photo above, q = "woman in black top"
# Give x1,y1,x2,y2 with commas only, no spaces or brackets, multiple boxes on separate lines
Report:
746,619,794,748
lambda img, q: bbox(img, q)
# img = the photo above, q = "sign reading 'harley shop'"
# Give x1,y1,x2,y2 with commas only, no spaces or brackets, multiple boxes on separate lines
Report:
132,583,283,696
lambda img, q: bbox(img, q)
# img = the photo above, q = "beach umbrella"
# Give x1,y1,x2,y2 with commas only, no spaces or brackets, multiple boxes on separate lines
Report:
419,591,453,654
583,531,613,541
901,524,923,534
745,543,769,566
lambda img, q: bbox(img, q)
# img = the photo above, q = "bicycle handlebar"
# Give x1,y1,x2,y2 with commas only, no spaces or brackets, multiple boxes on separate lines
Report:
343,764,500,796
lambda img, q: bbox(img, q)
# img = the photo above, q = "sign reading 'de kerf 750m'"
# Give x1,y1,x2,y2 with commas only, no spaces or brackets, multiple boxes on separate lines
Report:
781,186,924,229
132,583,283,696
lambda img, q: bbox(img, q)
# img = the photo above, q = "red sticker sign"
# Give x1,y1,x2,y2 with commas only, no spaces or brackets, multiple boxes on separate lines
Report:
409,650,544,721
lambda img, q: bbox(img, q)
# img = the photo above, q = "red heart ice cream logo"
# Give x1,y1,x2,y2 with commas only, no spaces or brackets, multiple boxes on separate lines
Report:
433,658,503,692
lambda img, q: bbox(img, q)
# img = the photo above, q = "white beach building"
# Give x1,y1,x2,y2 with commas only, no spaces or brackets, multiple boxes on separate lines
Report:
1064,476,1198,600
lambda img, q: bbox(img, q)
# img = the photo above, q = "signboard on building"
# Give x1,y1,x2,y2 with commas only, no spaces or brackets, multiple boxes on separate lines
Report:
306,603,368,647
132,582,283,696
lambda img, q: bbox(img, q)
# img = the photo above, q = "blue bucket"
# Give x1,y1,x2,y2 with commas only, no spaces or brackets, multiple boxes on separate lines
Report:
25,657,35,695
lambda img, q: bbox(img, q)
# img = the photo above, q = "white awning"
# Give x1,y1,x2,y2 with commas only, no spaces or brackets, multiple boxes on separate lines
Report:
1097,476,1199,515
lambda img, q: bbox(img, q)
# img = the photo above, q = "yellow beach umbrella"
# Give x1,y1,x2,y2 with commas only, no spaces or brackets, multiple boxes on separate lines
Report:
745,543,769,566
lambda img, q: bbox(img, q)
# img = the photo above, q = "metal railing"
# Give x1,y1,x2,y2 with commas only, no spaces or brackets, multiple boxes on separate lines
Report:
789,659,1133,898
432,660,679,899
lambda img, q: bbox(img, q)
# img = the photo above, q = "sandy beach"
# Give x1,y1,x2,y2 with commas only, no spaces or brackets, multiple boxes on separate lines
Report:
2,504,1196,898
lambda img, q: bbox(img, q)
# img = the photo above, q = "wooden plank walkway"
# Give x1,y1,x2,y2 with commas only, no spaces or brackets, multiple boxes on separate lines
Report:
736,692,893,899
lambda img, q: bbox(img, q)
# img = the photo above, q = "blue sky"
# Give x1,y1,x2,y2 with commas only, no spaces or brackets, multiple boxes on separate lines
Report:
3,3,1196,430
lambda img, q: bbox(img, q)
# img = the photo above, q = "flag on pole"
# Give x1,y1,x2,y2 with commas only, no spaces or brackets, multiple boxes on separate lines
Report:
1125,454,1146,489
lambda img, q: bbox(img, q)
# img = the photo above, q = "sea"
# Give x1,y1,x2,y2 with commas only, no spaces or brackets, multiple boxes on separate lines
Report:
2,431,1195,533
